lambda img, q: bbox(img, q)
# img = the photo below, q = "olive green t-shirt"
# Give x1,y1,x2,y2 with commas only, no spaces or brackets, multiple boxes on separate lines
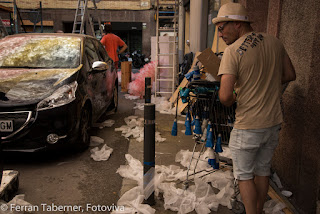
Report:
218,32,284,129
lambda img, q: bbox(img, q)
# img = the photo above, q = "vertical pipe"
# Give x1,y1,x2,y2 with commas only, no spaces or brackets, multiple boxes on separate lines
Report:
9,14,13,34
189,0,208,52
13,0,18,34
154,0,159,98
40,1,43,33
143,103,155,205
145,77,151,103
178,0,185,64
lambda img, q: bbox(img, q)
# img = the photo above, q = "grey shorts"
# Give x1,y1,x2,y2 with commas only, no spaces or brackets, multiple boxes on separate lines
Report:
229,124,281,180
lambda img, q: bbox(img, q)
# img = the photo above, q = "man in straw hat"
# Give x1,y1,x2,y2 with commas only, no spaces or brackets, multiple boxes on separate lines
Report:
212,3,296,214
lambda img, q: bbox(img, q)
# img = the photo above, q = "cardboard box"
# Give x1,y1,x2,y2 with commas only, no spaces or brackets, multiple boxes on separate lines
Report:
197,48,221,81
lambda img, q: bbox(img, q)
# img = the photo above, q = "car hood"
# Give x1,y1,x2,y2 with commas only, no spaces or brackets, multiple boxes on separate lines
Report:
0,65,82,106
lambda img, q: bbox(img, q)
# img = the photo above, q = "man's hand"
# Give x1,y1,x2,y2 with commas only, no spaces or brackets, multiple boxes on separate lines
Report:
118,44,128,55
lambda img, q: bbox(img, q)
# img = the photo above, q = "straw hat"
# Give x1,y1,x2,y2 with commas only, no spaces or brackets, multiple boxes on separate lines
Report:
212,3,251,25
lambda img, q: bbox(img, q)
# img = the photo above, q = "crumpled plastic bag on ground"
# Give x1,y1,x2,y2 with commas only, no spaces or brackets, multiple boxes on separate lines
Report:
115,116,166,143
133,97,176,115
98,119,115,129
155,165,184,182
0,194,33,214
124,94,140,100
116,152,235,214
90,144,113,161
263,199,286,214
155,132,166,142
90,136,105,147
151,96,175,115
175,149,211,172
157,177,233,214
112,186,156,214
116,154,143,186
220,146,232,159
272,172,283,189
158,182,196,214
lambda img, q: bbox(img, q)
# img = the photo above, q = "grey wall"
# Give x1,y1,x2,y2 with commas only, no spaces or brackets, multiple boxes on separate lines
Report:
272,0,320,213
238,0,320,213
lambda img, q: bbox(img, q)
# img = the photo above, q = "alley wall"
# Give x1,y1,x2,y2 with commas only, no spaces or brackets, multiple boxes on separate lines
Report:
273,0,320,213
238,0,320,213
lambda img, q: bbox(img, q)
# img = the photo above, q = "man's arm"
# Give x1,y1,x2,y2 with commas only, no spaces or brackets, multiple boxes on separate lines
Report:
219,74,236,107
118,43,128,55
282,52,296,84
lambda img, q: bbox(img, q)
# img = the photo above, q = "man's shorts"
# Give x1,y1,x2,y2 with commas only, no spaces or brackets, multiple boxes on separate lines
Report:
229,124,281,180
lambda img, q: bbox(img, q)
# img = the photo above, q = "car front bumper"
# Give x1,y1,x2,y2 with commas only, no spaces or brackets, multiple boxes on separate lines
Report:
0,101,81,152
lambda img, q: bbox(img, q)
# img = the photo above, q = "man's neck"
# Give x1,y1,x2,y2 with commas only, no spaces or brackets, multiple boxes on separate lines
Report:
239,26,253,37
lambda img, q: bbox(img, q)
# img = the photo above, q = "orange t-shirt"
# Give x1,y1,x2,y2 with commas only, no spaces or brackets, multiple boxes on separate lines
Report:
100,33,125,62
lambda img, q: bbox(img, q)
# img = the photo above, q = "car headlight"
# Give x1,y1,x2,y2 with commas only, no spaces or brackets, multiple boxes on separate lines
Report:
37,81,78,111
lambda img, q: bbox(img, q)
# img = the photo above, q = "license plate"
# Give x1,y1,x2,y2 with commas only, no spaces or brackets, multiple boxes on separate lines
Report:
0,120,13,132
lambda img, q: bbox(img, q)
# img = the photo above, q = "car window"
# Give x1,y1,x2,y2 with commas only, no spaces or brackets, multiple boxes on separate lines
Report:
92,39,110,63
84,39,100,67
0,36,81,68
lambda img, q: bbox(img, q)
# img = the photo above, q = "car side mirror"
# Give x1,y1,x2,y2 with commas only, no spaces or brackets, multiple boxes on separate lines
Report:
92,61,109,71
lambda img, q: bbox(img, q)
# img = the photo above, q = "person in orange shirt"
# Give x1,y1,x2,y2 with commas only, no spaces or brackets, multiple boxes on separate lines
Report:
100,24,128,70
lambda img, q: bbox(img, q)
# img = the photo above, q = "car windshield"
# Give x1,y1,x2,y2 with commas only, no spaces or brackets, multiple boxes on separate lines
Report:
0,36,81,68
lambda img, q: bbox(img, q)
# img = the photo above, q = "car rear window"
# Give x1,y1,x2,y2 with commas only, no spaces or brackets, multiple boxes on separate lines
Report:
0,36,81,68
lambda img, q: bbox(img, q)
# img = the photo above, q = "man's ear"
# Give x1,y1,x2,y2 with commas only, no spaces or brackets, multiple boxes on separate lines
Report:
234,22,242,30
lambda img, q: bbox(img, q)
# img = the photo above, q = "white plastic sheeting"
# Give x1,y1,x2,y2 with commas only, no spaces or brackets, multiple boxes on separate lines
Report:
151,96,176,115
112,186,156,214
97,119,115,129
219,146,232,159
116,150,235,214
117,154,144,187
263,199,286,214
115,116,166,143
90,144,113,161
116,151,288,213
124,94,140,100
90,136,105,147
272,172,283,189
133,97,176,115
271,173,293,198
281,190,292,198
